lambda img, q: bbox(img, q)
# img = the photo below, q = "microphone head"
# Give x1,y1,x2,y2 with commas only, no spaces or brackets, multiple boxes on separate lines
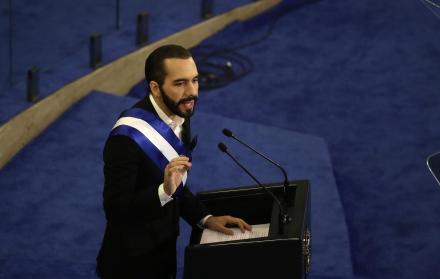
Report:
218,142,228,153
222,128,233,137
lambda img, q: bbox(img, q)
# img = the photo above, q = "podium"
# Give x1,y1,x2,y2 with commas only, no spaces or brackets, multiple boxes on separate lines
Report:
184,180,311,279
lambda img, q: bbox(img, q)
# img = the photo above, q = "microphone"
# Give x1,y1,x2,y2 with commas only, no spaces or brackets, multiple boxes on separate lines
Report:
222,128,290,196
217,142,291,234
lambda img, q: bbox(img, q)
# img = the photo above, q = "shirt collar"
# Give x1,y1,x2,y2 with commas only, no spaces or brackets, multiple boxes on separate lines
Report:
149,94,185,128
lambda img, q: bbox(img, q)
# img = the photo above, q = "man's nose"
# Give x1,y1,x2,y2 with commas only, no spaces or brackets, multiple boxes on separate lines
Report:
186,81,198,95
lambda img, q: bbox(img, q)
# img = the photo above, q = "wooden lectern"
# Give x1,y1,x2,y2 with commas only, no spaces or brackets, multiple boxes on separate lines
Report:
184,180,311,279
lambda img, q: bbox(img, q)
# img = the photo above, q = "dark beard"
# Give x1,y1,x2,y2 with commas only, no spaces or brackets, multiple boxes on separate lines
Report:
159,86,198,118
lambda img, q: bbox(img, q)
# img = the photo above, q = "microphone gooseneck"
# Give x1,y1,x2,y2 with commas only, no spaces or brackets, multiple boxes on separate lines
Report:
222,128,290,195
217,142,291,234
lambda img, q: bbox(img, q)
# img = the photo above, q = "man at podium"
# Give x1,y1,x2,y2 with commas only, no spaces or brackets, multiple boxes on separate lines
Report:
96,44,251,279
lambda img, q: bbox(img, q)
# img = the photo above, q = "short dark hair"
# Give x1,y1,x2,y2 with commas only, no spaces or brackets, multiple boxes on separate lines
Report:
144,44,192,88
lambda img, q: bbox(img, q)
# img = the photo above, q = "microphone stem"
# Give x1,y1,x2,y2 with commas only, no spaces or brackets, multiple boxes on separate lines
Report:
224,151,289,224
232,136,289,193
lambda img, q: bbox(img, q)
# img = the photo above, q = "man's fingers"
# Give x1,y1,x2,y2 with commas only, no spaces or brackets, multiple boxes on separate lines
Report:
204,216,253,236
169,156,190,164
166,161,192,172
217,226,234,235
167,160,191,167
168,162,191,170
226,217,251,233
240,219,252,231
237,221,245,233
165,156,192,175
228,217,245,233
244,222,252,231
237,219,251,233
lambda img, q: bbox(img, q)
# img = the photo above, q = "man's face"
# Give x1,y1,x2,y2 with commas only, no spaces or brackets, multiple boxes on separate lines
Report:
155,57,199,118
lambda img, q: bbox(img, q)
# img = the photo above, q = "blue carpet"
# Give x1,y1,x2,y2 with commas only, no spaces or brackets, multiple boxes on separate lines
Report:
0,92,135,279
0,0,250,124
0,90,351,278
181,0,440,278
0,93,351,278
181,107,352,278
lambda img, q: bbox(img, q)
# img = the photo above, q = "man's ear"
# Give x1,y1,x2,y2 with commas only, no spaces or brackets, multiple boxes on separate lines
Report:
149,81,160,97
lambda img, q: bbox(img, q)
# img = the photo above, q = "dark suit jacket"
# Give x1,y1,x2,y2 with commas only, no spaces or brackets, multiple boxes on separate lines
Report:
96,96,209,278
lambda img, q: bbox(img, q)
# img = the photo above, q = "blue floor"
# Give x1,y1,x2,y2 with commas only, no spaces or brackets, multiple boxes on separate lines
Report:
190,1,440,278
0,0,250,124
0,91,351,278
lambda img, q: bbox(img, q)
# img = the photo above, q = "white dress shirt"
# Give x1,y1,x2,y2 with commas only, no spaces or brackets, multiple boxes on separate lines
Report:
150,94,184,206
149,95,211,227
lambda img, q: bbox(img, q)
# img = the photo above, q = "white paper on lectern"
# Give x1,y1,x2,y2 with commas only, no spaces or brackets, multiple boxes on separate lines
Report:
200,223,270,244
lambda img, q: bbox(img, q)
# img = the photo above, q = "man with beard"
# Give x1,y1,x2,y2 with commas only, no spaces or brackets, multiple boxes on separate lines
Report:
96,44,251,279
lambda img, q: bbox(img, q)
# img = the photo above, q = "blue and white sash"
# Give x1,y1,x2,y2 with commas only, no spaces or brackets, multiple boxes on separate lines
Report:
109,108,192,187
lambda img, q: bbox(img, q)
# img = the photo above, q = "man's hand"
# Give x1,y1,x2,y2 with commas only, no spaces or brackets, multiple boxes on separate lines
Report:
204,215,252,235
163,156,192,196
